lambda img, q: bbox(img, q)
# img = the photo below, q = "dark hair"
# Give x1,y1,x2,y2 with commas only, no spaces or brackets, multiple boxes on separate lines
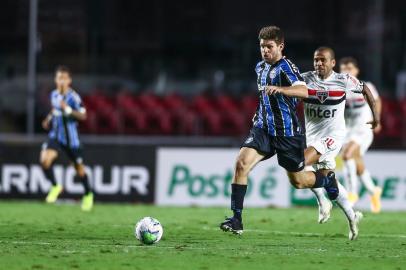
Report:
258,26,284,45
315,46,335,60
55,65,71,76
339,57,359,68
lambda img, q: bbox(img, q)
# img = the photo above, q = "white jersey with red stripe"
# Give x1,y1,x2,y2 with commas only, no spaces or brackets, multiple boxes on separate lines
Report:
345,81,379,129
301,71,364,140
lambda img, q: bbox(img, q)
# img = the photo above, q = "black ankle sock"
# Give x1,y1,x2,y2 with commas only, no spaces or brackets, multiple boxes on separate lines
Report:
43,166,56,186
80,174,92,195
312,171,332,188
231,184,247,221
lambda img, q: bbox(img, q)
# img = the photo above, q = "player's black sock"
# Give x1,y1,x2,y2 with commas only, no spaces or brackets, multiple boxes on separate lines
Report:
231,184,247,222
42,166,57,186
312,171,331,188
80,174,92,195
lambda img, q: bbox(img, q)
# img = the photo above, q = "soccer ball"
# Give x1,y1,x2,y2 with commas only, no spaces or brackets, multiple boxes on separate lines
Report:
134,217,163,245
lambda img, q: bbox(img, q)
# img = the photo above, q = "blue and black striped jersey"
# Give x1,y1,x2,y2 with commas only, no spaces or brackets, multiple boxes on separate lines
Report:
253,57,306,137
48,89,85,148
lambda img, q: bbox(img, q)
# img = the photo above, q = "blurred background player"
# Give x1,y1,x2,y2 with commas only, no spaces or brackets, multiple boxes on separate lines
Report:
40,66,94,211
339,57,383,213
300,47,379,239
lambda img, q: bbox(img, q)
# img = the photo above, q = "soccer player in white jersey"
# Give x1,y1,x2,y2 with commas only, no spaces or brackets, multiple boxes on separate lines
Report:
301,47,380,239
339,57,383,212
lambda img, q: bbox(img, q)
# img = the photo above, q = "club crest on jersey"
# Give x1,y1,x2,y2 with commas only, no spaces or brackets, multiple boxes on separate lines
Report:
316,90,329,103
269,69,277,80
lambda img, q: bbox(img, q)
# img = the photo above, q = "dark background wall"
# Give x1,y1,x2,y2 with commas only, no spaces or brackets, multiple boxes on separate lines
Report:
1,0,405,90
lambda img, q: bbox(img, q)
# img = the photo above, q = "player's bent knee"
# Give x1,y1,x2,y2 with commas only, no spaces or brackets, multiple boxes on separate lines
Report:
40,157,52,169
289,178,306,189
235,158,251,177
342,151,352,161
287,172,307,189
75,164,86,177
40,150,57,169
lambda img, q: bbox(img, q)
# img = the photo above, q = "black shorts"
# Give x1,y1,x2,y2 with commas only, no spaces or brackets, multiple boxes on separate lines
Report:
241,127,305,172
42,139,84,165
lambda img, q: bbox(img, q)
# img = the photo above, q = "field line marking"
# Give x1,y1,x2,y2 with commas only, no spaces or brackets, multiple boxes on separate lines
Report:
202,226,406,239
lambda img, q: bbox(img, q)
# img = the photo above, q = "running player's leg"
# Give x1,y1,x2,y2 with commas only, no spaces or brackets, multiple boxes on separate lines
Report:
354,145,382,213
220,127,272,234
64,146,94,211
74,162,94,211
74,162,92,196
220,147,265,234
305,161,361,239
336,179,363,240
308,139,362,239
40,141,62,203
356,156,382,213
283,143,339,201
304,147,332,224
341,141,360,204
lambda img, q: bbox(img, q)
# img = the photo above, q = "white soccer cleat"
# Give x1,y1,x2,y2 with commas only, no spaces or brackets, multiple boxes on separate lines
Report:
348,211,363,240
318,199,333,224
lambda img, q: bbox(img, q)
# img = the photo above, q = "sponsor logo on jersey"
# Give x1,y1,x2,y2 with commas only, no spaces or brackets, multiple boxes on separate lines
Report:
305,107,337,118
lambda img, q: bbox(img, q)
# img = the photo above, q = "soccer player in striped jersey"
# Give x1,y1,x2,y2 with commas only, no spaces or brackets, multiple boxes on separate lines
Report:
220,27,348,237
40,66,94,211
339,57,382,212
301,48,380,239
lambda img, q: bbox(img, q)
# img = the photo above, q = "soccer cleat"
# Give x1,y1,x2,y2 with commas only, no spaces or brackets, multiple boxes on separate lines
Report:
220,217,243,235
370,187,382,213
81,192,94,211
324,171,339,201
348,211,363,240
318,199,333,224
348,192,359,206
45,184,63,203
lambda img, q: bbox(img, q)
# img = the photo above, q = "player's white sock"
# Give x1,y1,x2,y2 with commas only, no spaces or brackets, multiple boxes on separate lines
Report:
335,182,356,221
343,159,358,194
311,188,332,223
359,169,376,195
311,188,329,206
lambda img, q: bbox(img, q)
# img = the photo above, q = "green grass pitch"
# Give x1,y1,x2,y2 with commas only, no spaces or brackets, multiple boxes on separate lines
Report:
0,201,405,270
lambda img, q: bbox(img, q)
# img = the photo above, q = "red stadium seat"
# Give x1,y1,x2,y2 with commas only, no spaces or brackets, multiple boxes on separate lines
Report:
80,92,406,142
192,95,223,135
162,94,196,135
215,95,247,136
379,97,401,138
133,94,173,135
116,93,149,134
84,94,120,134
241,95,258,126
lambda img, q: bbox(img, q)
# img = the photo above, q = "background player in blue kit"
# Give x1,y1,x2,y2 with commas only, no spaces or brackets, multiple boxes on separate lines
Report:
40,66,94,211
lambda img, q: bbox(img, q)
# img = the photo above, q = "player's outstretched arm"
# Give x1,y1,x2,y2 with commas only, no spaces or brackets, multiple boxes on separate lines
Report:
264,84,308,98
362,83,380,129
42,111,53,130
373,96,382,133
